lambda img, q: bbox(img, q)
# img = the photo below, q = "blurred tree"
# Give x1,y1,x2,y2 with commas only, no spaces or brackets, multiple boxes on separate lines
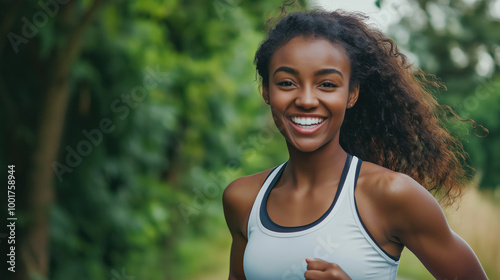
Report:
0,0,301,279
386,0,500,189
1,1,107,279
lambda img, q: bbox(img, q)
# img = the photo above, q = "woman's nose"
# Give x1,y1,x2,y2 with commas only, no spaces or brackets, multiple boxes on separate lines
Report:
295,86,319,109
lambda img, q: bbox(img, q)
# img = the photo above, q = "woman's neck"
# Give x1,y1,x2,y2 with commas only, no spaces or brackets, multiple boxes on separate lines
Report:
283,140,348,191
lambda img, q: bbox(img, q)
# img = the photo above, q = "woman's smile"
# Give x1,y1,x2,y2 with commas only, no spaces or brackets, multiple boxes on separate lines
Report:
288,115,327,134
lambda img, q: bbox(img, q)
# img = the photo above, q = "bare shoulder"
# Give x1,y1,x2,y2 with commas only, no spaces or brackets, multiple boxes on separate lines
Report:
222,167,274,237
357,160,446,235
357,160,434,209
223,168,273,209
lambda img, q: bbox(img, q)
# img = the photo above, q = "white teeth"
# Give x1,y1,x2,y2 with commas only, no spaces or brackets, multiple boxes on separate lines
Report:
291,117,325,126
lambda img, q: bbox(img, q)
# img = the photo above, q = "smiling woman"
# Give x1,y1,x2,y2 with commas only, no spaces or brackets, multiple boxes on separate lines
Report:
222,8,488,280
264,36,356,152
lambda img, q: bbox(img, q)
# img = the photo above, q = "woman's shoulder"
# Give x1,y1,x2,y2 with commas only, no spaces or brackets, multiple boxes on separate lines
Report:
223,168,274,203
357,160,443,228
222,168,275,237
357,160,431,205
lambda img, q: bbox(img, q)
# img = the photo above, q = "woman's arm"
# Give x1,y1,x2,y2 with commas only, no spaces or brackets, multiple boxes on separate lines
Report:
223,172,269,280
223,179,248,280
386,174,487,279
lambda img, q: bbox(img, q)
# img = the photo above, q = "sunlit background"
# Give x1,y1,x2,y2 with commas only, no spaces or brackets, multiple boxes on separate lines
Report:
0,0,499,279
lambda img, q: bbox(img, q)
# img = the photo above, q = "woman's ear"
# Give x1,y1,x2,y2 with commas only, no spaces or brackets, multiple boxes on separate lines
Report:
262,84,270,105
347,84,360,109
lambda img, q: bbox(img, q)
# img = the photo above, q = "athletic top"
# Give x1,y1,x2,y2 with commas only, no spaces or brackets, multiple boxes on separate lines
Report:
243,155,400,280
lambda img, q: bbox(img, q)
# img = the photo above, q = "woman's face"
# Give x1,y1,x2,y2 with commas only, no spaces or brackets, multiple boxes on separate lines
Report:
263,35,359,153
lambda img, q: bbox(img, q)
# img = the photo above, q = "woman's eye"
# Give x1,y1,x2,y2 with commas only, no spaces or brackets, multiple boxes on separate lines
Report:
320,82,337,88
277,81,294,87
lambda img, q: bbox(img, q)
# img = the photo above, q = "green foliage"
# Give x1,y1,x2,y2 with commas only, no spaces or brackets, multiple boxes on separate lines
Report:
397,249,434,279
0,0,303,279
387,0,500,189
3,0,497,279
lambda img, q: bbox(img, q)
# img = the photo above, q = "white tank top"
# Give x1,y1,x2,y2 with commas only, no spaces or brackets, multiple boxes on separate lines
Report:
243,155,400,280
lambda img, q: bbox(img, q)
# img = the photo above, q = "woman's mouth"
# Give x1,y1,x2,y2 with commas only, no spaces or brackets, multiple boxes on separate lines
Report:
289,116,326,133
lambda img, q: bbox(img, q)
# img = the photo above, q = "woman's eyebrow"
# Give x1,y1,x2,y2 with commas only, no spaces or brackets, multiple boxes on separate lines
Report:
315,68,343,78
273,66,298,77
273,66,343,78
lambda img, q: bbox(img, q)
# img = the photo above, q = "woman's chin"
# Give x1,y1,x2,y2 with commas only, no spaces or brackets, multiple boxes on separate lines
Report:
287,139,327,153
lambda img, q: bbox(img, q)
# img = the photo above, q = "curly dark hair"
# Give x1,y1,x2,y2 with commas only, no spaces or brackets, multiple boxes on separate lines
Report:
254,9,479,204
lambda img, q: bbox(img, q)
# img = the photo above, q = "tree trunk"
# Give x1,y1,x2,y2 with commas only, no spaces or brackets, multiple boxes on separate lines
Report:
16,1,106,278
19,79,70,279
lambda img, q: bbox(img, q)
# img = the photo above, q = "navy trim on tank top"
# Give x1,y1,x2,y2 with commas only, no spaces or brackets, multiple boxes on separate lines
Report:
260,154,353,233
352,159,401,261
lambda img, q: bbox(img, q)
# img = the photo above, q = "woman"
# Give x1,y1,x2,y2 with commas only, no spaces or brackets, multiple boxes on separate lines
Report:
222,9,488,280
